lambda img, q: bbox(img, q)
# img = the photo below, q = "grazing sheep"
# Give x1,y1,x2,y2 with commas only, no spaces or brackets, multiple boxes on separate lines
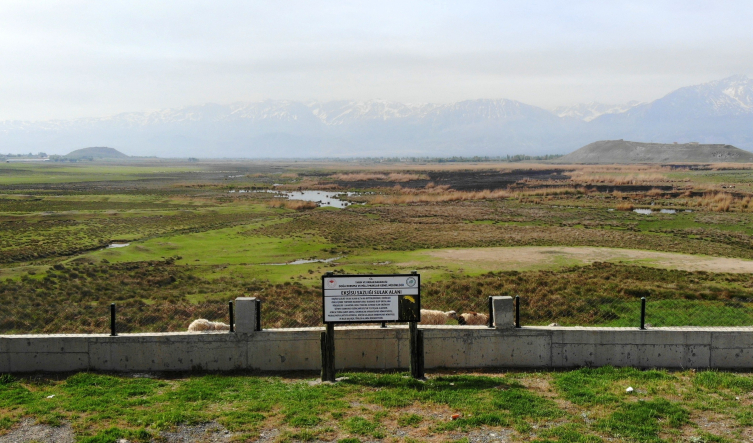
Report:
548,322,560,327
419,309,458,325
188,319,230,332
458,312,489,326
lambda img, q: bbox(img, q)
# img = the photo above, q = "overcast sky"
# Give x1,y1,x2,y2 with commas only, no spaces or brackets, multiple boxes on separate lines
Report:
1,0,752,121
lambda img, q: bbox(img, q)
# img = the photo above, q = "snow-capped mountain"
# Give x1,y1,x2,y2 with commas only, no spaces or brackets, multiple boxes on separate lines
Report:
590,75,753,148
663,74,753,116
1,76,752,157
553,101,643,122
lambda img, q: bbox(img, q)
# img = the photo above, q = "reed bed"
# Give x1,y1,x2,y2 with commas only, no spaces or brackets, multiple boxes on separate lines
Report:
696,192,735,212
569,172,670,185
370,188,512,204
516,186,582,197
331,172,427,182
267,199,318,210
274,181,342,191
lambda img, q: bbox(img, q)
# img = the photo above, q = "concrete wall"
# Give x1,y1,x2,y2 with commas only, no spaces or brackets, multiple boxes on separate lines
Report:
2,326,752,373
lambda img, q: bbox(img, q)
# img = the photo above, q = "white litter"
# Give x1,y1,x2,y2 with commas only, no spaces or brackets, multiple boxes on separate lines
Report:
626,387,634,393
46,395,55,399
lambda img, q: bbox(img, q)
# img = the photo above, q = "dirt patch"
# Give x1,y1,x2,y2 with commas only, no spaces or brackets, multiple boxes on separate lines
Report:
0,418,74,443
160,422,234,443
517,377,582,416
677,411,743,442
423,246,753,273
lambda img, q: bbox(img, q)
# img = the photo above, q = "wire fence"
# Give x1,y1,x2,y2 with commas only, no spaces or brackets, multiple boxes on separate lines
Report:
516,295,753,327
0,301,229,334
1,293,752,335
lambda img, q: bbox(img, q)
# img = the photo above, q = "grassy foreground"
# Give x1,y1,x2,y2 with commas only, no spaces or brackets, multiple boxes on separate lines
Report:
1,368,752,443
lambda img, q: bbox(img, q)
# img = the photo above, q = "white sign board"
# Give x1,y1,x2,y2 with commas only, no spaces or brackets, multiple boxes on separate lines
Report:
322,274,420,323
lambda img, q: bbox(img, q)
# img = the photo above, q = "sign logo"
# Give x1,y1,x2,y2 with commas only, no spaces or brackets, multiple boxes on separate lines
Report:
326,278,338,289
406,277,417,287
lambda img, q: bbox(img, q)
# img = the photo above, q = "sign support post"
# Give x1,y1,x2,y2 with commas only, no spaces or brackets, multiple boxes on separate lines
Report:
409,321,424,378
321,322,336,382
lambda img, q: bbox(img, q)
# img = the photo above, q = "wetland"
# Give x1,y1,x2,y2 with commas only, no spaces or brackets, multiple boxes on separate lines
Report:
2,159,753,331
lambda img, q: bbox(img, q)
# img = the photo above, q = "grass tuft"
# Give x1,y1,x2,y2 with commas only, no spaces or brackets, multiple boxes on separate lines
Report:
397,413,423,427
694,371,753,393
596,399,689,442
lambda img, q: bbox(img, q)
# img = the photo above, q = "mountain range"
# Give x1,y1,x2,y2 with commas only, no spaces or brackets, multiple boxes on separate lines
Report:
1,75,752,158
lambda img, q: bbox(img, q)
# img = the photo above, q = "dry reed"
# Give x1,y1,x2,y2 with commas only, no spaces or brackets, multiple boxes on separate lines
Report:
331,172,426,182
516,187,581,197
370,189,511,204
267,199,318,210
694,192,739,212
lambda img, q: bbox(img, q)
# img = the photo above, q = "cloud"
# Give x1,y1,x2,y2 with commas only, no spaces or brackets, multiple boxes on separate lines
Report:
0,1,752,120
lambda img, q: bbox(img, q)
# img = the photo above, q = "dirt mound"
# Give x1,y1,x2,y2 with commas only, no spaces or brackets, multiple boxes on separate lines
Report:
557,140,753,164
65,147,128,159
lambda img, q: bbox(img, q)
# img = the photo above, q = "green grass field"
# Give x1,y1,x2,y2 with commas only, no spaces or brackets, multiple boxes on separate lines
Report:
1,368,752,442
0,163,205,185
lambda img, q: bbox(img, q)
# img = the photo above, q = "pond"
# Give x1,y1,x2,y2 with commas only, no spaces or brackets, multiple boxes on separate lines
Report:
229,189,360,208
265,256,343,266
633,209,691,215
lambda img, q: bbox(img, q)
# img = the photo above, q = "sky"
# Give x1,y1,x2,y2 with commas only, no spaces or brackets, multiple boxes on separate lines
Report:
1,0,752,121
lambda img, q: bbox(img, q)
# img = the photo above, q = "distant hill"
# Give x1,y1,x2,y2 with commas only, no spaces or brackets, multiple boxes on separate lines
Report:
557,140,753,164
65,147,128,160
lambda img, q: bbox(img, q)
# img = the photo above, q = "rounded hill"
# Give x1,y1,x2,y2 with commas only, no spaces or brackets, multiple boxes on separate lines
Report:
556,140,753,164
65,147,128,160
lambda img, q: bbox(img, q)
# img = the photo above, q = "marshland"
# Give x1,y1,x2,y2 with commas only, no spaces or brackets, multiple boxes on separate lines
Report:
1,159,753,332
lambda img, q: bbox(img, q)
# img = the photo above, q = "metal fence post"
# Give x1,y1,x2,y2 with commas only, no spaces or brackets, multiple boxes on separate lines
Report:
110,303,117,336
487,296,494,328
255,299,262,331
229,301,234,333
515,295,521,328
640,297,646,330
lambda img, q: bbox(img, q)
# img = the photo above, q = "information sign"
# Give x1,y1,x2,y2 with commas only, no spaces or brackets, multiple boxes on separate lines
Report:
322,274,420,323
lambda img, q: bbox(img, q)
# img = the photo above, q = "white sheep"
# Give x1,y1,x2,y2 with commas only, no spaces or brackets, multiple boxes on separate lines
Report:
188,319,231,332
419,309,458,325
458,312,489,326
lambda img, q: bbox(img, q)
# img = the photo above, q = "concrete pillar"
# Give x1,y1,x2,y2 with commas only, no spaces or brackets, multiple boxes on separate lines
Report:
492,296,514,329
234,297,258,333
